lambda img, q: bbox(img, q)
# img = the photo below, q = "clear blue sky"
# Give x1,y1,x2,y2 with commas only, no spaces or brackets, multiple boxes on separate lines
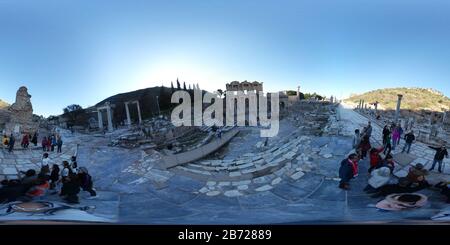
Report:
0,0,449,116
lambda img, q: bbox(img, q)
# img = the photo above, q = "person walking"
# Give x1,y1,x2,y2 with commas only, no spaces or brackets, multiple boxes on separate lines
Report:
364,122,372,138
382,125,390,145
56,135,63,153
8,134,15,153
31,132,38,146
358,135,371,160
338,153,359,190
392,126,400,151
353,129,361,149
428,144,449,173
21,134,29,149
402,131,415,154
41,136,48,152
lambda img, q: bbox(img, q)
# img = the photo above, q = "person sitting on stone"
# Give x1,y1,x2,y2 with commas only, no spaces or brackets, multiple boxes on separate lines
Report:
377,154,395,173
338,153,359,190
25,173,50,200
406,163,430,188
370,177,428,198
369,147,384,173
20,169,38,185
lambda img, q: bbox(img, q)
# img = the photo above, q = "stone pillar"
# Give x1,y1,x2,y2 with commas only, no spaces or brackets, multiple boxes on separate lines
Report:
297,86,300,99
106,106,113,132
394,94,403,123
97,111,103,130
361,100,365,111
136,101,142,124
125,102,131,127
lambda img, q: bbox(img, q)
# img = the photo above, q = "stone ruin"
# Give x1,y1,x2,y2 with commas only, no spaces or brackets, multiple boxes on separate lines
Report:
1,86,39,135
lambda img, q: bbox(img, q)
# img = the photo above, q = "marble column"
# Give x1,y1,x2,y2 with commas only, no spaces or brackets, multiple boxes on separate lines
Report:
97,111,103,129
394,94,403,123
125,102,131,126
136,101,142,124
106,106,113,132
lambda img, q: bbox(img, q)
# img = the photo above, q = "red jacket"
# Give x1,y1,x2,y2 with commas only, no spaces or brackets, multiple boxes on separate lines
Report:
369,147,384,167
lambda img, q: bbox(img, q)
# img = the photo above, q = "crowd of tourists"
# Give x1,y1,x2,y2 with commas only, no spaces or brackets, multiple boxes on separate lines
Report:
0,154,97,204
2,132,63,153
339,120,449,204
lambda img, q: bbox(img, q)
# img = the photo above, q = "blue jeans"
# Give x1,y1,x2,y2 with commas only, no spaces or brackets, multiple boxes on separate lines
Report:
402,143,412,153
430,159,443,171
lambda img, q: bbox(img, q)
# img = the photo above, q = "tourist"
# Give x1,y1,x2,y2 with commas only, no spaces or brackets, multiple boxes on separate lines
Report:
39,165,51,180
25,173,50,200
20,169,37,185
406,163,430,188
31,132,38,146
49,164,60,190
42,152,51,168
434,182,450,204
21,134,29,149
42,136,48,152
370,177,428,198
380,154,395,173
61,161,74,182
428,144,448,173
50,135,57,152
364,121,372,138
0,179,32,203
338,153,359,190
77,167,97,197
2,134,9,148
391,126,400,150
383,131,392,156
368,147,384,173
8,133,15,153
397,124,404,145
60,173,81,204
70,156,78,172
352,129,361,149
364,166,393,193
358,135,371,160
402,130,415,154
382,125,390,145
56,135,63,153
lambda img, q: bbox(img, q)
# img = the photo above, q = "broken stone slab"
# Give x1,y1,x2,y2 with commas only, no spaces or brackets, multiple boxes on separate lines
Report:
229,171,242,177
199,187,209,193
206,181,216,186
232,180,252,186
290,171,305,180
206,190,221,196
255,184,273,192
237,185,249,191
271,177,282,185
224,190,243,197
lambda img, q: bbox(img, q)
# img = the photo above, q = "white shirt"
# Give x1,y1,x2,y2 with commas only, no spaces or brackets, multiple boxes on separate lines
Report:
42,158,51,167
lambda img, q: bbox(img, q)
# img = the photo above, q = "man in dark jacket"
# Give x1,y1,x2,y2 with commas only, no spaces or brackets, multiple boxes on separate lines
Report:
8,134,15,153
338,153,359,190
428,144,448,173
402,130,415,154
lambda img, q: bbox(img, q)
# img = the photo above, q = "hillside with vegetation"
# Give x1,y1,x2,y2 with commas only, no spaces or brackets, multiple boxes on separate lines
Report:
345,87,450,112
0,99,9,109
